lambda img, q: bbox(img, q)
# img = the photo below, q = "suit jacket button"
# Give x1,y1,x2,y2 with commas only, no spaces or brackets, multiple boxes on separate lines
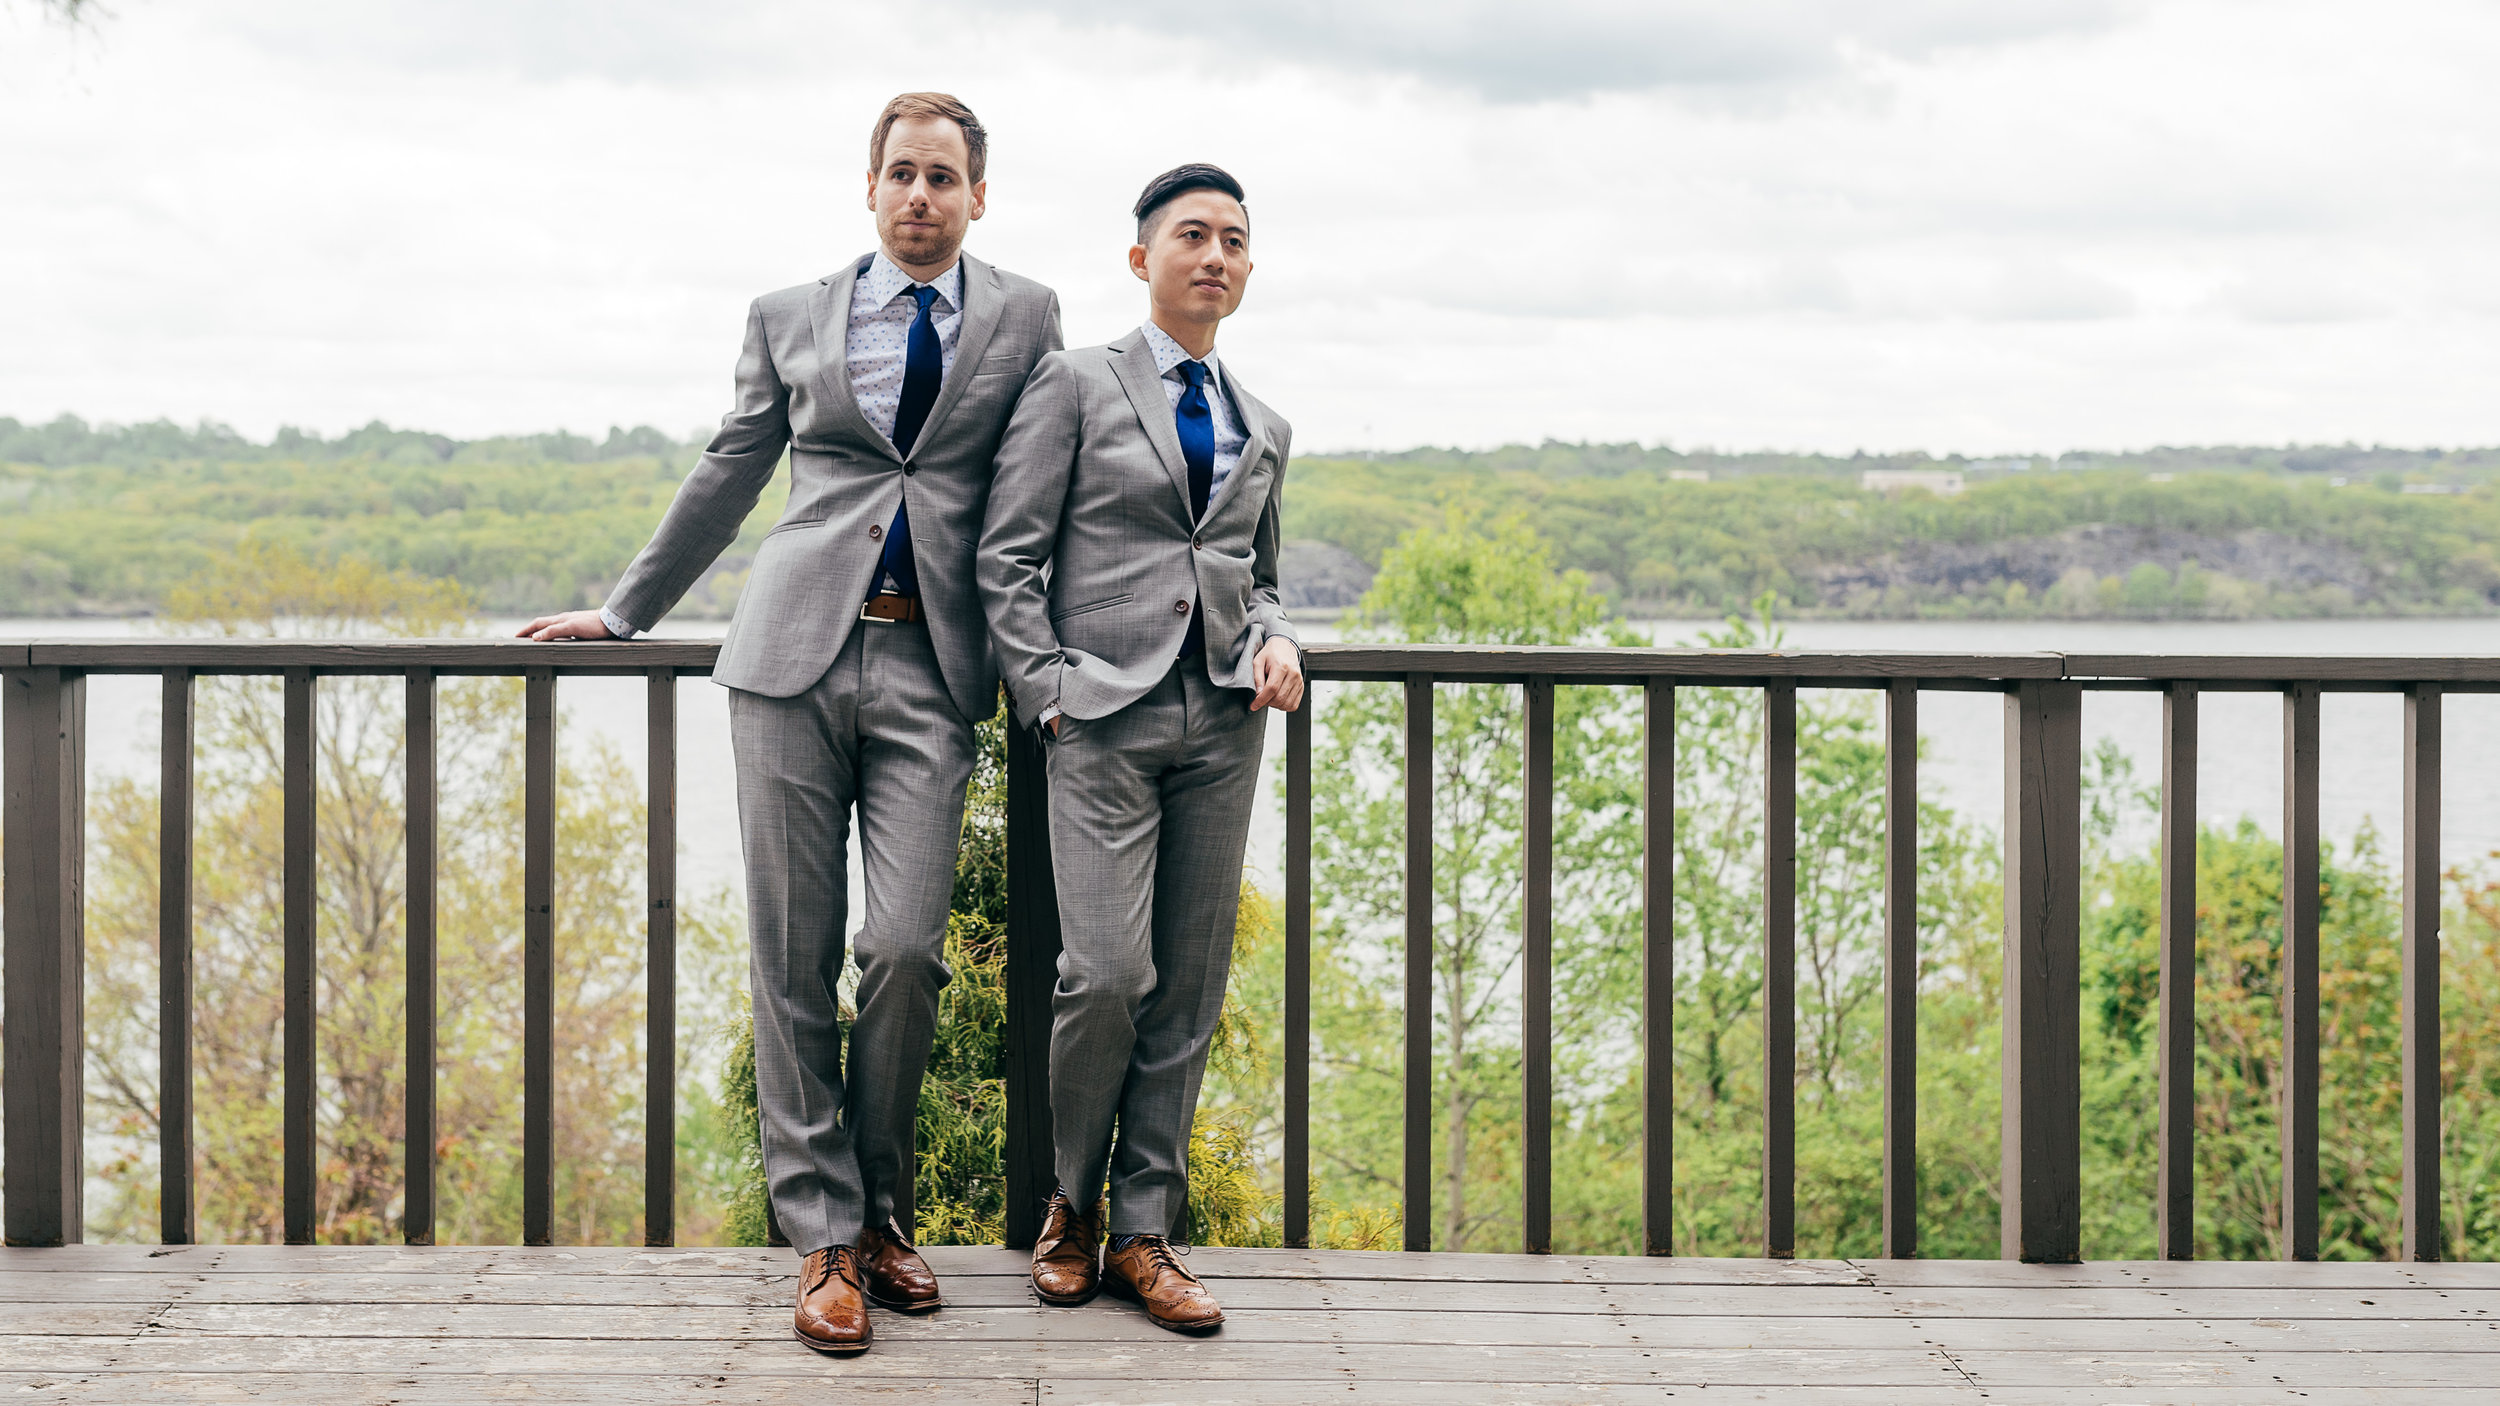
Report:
868,524,884,540
1192,536,1204,550
1175,599,1191,614
904,465,917,476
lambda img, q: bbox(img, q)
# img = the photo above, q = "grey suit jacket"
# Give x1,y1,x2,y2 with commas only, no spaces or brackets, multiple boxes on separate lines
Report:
979,328,1298,729
603,251,1063,716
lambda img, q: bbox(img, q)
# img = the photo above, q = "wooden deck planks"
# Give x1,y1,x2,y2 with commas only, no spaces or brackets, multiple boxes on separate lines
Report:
6,1381,2487,1406
1,1247,2493,1403
6,1271,2498,1324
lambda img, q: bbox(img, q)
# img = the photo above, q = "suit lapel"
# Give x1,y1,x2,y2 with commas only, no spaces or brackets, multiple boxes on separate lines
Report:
809,254,900,462
1108,332,1196,517
903,253,1004,461
1202,363,1271,522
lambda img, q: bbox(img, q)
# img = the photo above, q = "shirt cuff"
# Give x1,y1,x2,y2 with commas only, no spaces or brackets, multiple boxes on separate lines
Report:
598,606,639,640
1038,705,1061,727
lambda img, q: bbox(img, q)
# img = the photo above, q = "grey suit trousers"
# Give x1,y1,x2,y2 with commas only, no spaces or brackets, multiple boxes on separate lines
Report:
1045,662,1267,1234
729,619,973,1256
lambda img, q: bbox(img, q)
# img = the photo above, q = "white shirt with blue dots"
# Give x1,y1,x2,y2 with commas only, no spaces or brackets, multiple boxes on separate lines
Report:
1139,320,1248,504
848,251,965,446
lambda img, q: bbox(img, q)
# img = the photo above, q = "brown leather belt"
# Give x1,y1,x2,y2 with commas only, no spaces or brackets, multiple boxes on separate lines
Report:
860,593,923,623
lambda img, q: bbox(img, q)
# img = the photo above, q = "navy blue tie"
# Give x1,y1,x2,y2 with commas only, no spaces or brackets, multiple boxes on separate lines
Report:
873,284,941,599
1176,360,1214,520
1175,360,1213,657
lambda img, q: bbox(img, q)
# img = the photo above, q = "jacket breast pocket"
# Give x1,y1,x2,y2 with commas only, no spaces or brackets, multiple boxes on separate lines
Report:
763,518,826,538
974,352,1026,378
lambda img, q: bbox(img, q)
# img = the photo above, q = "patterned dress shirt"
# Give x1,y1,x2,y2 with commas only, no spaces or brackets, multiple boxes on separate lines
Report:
601,252,964,639
1139,319,1248,502
847,252,965,445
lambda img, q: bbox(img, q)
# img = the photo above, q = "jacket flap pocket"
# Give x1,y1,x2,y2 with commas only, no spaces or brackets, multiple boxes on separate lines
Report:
1049,592,1133,621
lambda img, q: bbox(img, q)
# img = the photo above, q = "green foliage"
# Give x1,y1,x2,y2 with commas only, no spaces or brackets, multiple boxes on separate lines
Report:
80,544,746,1244
12,420,2499,622
1185,1110,1282,1248
0,417,772,617
1295,515,2500,1259
2075,791,2500,1260
718,1005,770,1249
912,914,1011,1244
1285,450,2500,620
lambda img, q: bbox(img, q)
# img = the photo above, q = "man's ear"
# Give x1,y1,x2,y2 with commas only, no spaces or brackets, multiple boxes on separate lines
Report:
969,180,988,222
1128,243,1149,282
864,170,879,214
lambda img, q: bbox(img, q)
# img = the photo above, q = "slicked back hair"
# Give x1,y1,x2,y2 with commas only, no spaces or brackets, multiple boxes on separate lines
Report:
869,92,988,184
1134,163,1248,243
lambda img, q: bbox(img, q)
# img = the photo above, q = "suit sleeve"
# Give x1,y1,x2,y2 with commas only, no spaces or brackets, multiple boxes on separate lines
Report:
978,354,1083,728
1246,428,1299,654
602,300,793,632
1039,291,1065,357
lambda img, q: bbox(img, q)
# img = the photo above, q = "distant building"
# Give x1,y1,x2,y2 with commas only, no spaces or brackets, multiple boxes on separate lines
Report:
2400,483,2466,495
1967,458,2033,473
1668,469,1710,483
1860,469,1966,497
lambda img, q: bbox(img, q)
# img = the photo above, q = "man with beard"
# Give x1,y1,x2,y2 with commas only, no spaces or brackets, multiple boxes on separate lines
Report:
520,92,1061,1356
979,163,1302,1334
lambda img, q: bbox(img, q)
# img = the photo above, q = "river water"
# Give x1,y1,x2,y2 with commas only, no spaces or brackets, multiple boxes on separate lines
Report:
12,616,2500,923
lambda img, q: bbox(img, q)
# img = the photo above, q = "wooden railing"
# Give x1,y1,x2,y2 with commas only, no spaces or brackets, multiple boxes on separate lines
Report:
2,641,2479,1261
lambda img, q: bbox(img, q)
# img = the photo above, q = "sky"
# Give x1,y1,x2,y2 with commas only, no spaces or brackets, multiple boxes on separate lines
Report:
3,0,2495,455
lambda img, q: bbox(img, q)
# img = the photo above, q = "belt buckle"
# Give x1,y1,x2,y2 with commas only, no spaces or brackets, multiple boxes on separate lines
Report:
860,591,909,624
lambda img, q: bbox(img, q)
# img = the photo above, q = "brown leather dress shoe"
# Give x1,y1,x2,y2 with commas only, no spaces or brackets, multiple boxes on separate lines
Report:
1029,1189,1103,1307
793,1246,872,1355
857,1216,943,1312
1103,1235,1224,1333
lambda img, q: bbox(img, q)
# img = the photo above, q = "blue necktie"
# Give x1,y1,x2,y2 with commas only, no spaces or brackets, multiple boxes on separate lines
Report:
1175,360,1213,657
1176,360,1214,520
873,284,941,599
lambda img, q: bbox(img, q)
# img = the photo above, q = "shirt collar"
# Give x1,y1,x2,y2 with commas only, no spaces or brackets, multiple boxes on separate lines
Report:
1141,320,1220,390
863,250,962,312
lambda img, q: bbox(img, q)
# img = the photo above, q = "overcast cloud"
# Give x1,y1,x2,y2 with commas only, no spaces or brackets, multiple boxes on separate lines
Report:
2,0,2494,453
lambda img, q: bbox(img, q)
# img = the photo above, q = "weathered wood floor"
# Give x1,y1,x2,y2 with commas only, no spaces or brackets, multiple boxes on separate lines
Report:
3,1244,2495,1403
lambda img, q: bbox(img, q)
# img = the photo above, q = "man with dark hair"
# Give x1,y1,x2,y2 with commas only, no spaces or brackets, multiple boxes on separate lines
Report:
979,162,1302,1333
520,92,1061,1356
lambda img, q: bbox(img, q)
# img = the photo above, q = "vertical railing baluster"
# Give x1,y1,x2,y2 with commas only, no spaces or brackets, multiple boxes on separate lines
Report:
1882,678,1919,1260
2281,682,2321,1261
2002,678,2082,1264
159,667,196,1245
1642,677,1675,1256
523,667,556,1246
405,667,436,1245
645,667,677,1247
1521,676,1554,1255
1403,673,1434,1253
4,664,87,1247
1284,699,1312,1249
2402,682,2442,1262
1761,681,1796,1259
1002,719,1061,1251
2156,680,2198,1261
284,666,317,1245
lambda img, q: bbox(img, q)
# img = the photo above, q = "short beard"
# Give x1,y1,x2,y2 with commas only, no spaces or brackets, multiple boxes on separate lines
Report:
880,214,962,271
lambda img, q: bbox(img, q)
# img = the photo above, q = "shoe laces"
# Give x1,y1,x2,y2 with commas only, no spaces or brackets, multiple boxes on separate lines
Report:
806,1245,859,1292
1130,1234,1193,1282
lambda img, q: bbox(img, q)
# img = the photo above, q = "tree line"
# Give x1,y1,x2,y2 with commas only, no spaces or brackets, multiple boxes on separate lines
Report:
9,415,2500,620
